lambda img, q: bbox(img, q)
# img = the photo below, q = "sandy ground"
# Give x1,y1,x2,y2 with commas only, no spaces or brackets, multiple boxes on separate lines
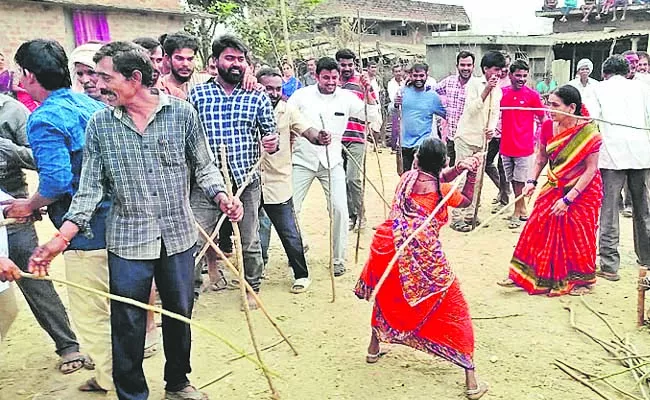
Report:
0,152,647,400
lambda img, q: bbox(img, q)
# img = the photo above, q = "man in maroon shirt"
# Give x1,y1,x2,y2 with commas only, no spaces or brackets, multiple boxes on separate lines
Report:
500,59,546,229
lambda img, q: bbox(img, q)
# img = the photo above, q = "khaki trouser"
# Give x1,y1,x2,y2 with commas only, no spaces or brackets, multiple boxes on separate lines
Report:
452,138,482,222
0,284,18,340
64,249,113,391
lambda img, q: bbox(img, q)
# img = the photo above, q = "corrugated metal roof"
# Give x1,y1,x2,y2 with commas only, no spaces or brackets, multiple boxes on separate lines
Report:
550,30,650,45
314,0,470,26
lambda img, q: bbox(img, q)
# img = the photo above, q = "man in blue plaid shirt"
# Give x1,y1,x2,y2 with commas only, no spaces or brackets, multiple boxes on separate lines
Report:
188,35,278,309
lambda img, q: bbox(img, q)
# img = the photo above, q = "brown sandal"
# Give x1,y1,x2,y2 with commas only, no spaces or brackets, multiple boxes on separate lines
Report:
78,378,107,393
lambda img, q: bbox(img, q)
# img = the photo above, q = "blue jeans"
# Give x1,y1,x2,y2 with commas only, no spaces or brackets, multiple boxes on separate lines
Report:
108,242,195,400
259,198,309,279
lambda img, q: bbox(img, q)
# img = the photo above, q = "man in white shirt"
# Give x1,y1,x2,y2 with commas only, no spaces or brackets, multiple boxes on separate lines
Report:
450,51,506,232
288,57,379,276
592,55,650,281
568,58,598,114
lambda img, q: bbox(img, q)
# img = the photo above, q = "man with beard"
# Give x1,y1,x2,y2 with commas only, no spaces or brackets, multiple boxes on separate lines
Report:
3,39,109,391
500,59,546,229
159,31,199,99
188,35,278,309
133,37,185,99
394,63,446,172
435,51,475,166
449,51,506,232
27,41,242,400
256,67,331,293
334,48,380,231
288,57,379,276
69,42,105,102
638,51,650,75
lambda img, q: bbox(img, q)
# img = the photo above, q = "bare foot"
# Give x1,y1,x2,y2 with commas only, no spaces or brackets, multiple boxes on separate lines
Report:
241,292,259,311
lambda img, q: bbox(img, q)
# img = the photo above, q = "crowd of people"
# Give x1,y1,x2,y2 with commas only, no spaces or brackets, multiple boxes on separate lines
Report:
0,29,648,400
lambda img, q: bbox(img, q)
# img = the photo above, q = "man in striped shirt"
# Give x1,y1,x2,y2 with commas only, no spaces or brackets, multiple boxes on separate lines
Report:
335,48,380,230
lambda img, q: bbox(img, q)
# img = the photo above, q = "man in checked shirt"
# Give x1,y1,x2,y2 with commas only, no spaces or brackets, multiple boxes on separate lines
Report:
188,35,279,310
27,41,242,400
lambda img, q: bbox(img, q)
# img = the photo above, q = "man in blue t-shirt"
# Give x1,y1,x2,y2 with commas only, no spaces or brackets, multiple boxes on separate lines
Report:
394,63,446,171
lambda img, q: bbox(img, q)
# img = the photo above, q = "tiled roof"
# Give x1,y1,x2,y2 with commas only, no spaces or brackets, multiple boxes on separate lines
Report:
314,0,470,26
550,29,650,44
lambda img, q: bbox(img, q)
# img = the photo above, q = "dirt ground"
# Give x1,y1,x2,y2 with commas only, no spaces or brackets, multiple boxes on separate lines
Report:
0,152,647,400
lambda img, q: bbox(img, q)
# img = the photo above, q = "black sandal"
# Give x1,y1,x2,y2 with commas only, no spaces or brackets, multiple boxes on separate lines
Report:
451,221,473,233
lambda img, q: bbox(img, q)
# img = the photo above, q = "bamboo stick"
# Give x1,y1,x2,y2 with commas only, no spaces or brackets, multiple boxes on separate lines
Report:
588,361,650,382
194,156,266,268
319,114,336,303
580,296,624,342
219,146,279,398
196,223,299,357
554,362,616,400
198,371,233,390
639,267,648,327
470,92,492,230
369,171,467,302
556,359,643,400
355,85,369,266
18,272,275,375
228,337,288,362
341,144,391,208
498,106,650,131
472,193,526,232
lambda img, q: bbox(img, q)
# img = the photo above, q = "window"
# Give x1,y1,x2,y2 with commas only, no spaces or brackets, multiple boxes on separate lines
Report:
364,23,379,35
390,28,408,37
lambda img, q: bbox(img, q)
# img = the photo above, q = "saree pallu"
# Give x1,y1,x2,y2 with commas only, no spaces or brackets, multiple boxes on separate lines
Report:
509,122,603,296
355,174,474,369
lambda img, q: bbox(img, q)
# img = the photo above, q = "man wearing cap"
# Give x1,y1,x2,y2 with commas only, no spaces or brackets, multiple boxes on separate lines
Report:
568,58,598,114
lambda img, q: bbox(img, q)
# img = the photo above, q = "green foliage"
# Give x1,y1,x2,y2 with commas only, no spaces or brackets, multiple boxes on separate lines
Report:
185,0,322,66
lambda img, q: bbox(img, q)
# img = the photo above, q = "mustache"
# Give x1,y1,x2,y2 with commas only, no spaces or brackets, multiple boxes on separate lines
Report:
100,89,116,96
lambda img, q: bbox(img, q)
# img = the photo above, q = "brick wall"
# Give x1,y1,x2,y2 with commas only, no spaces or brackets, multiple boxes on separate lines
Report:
0,1,184,61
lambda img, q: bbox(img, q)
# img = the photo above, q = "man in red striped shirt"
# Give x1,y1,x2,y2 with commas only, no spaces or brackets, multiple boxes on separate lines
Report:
335,48,380,230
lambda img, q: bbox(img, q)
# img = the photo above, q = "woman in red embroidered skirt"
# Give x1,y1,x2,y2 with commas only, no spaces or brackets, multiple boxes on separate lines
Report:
498,85,603,296
355,138,488,399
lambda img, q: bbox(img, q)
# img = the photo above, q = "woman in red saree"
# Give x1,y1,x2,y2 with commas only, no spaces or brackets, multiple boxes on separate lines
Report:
355,138,488,399
499,85,602,296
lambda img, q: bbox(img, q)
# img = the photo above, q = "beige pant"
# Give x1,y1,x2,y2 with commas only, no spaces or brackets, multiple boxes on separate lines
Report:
0,284,18,340
64,249,113,391
452,138,482,222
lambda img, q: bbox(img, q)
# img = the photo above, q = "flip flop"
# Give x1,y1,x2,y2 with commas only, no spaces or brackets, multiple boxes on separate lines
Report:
78,378,108,393
569,286,592,296
596,271,621,282
451,221,473,233
466,382,489,400
519,215,529,222
507,217,522,229
497,278,516,287
58,353,94,375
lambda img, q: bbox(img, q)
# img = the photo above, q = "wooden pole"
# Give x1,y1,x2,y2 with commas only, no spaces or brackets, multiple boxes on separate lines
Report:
370,171,467,302
18,273,275,375
470,92,492,230
196,224,299,356
219,146,279,398
318,114,336,303
639,267,648,327
341,144,391,208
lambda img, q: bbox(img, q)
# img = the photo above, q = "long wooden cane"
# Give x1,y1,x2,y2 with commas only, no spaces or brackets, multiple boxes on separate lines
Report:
341,145,391,208
218,146,279,398
395,98,404,176
354,87,369,265
318,114,336,303
639,267,648,327
470,92,493,230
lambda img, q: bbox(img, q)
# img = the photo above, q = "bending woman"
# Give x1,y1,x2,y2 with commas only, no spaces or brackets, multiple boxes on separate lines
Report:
355,137,487,400
498,85,602,296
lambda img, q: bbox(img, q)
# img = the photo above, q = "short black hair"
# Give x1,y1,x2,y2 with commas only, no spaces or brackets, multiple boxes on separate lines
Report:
602,55,629,77
133,37,161,53
368,61,378,67
392,64,401,71
509,59,529,74
211,34,248,60
622,50,637,57
163,32,199,57
93,41,154,87
335,48,356,61
638,51,650,62
411,63,429,73
456,50,475,65
480,51,506,70
416,137,447,176
256,67,281,81
14,39,71,90
316,57,340,75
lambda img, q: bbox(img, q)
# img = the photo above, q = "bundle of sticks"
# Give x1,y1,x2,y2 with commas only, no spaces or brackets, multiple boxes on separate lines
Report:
557,298,650,400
